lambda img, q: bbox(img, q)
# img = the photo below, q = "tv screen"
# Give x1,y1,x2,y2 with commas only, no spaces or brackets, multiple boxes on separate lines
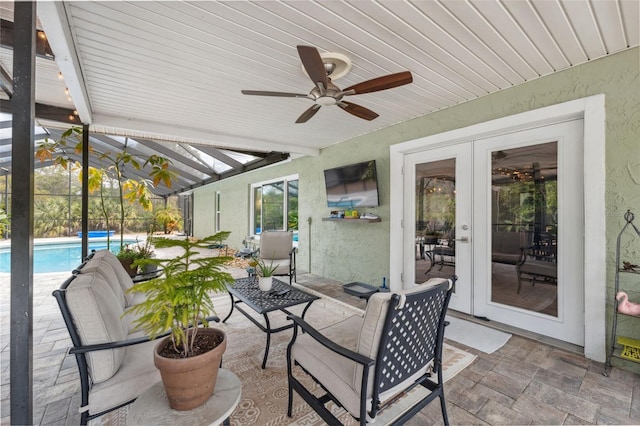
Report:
323,160,380,208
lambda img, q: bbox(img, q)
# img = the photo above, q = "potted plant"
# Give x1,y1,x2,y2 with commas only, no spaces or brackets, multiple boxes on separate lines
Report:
115,243,142,276
132,226,158,275
249,256,279,291
115,230,157,277
126,232,233,410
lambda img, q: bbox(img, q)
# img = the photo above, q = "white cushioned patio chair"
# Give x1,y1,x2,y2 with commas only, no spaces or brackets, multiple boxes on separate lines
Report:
258,230,297,284
53,273,163,425
54,251,220,425
286,276,456,425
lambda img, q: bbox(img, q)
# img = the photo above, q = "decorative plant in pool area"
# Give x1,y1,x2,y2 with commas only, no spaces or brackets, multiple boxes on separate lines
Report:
35,126,178,251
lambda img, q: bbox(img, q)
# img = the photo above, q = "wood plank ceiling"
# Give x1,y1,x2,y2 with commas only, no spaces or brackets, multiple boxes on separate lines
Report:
1,1,638,193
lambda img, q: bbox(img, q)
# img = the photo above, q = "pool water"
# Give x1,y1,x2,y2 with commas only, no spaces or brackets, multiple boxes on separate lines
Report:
0,240,136,273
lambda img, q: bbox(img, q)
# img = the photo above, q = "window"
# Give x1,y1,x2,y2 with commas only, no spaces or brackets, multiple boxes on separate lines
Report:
215,191,221,232
250,175,298,235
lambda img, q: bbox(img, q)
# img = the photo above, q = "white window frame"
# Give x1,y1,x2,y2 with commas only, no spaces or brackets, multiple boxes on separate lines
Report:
250,174,299,238
215,191,221,232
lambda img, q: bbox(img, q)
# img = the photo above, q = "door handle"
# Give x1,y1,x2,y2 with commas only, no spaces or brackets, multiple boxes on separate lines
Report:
454,237,470,243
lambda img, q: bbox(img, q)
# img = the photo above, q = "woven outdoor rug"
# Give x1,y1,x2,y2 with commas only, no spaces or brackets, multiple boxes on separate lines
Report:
94,289,476,425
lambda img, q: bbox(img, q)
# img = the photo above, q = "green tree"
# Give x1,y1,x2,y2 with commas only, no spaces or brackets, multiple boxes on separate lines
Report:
35,127,178,251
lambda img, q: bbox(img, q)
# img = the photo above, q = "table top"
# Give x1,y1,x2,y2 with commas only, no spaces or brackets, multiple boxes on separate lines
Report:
127,369,241,426
228,277,319,314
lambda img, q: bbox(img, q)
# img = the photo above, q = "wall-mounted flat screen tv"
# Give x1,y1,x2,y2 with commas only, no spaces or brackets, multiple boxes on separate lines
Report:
323,160,380,208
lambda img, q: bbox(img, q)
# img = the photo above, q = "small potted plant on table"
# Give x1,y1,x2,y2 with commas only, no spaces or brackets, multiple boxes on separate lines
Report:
249,257,279,291
126,232,233,410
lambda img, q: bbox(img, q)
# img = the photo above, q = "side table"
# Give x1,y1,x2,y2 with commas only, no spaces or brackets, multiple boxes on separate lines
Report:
127,369,241,426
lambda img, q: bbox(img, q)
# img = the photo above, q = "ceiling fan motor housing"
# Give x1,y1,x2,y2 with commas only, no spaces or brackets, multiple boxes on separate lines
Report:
311,81,342,106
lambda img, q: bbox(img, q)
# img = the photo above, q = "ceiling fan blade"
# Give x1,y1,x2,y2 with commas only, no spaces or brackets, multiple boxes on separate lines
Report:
241,90,309,98
338,101,379,121
296,105,321,123
297,45,329,90
343,71,413,95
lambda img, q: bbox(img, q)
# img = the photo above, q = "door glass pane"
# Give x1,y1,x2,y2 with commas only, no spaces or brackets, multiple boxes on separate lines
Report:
415,159,456,283
490,142,558,316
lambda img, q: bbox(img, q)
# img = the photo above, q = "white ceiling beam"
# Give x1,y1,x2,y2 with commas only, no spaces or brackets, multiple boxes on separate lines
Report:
37,2,92,124
89,113,320,157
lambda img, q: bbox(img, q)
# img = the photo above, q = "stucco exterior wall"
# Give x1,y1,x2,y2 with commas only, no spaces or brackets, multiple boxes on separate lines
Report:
193,47,639,366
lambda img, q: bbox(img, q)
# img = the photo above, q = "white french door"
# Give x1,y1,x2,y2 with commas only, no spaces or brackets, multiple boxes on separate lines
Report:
404,120,584,345
404,142,473,313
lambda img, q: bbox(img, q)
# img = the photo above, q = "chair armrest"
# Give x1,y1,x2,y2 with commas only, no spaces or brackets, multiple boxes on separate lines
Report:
69,332,168,354
287,314,374,367
132,268,164,283
70,315,220,354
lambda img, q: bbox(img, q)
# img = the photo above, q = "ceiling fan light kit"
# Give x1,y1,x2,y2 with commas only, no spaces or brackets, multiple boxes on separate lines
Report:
241,45,413,123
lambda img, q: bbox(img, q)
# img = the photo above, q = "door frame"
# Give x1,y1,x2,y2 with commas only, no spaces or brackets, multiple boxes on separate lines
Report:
389,95,606,362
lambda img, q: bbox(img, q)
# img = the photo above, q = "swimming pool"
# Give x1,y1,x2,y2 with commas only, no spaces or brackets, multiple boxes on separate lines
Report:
0,240,136,273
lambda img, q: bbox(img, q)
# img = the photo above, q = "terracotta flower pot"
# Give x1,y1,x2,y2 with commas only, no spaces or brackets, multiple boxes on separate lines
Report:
153,328,227,411
118,258,138,277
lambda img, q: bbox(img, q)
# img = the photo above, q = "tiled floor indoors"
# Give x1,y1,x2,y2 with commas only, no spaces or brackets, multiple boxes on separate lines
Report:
1,270,640,425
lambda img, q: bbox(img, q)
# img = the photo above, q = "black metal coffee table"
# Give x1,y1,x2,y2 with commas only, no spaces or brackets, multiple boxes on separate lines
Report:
223,277,319,368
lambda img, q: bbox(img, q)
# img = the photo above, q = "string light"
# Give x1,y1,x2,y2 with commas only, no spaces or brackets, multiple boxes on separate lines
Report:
492,167,534,182
58,72,63,79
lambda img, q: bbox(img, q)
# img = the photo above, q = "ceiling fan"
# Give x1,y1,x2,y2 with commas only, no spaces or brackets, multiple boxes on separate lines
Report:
241,45,413,123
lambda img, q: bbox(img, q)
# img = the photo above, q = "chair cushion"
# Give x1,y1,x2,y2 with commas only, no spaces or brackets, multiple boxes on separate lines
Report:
88,338,160,414
291,315,363,416
260,231,293,259
66,273,127,384
79,256,127,308
358,278,448,359
271,259,291,276
92,249,137,305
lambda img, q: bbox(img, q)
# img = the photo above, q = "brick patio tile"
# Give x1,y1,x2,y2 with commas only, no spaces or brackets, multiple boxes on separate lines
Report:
578,370,633,412
512,394,567,425
598,406,638,425
479,370,530,400
524,380,599,423
475,399,532,425
40,397,71,425
491,357,539,382
532,367,583,395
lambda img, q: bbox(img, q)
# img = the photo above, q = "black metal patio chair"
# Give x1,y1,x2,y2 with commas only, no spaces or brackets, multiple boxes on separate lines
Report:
286,276,456,425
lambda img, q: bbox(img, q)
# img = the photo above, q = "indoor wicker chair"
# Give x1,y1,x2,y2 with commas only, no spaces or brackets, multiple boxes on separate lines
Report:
286,276,455,425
